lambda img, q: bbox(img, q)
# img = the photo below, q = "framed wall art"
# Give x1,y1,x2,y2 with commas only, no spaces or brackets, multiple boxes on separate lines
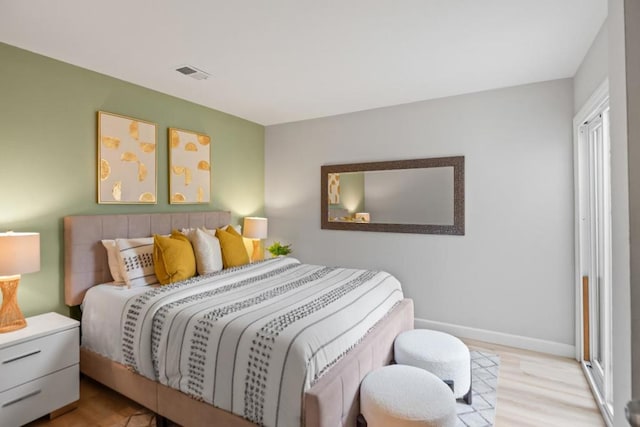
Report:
168,128,211,204
98,111,157,204
328,173,340,204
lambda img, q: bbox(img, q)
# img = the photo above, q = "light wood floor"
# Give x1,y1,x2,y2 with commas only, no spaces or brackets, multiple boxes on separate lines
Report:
26,340,605,427
464,339,605,427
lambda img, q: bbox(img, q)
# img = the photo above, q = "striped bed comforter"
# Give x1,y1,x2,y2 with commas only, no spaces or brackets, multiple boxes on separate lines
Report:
121,256,404,427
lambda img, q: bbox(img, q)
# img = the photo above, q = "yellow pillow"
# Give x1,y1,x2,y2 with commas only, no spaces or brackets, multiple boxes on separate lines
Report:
153,230,196,285
216,227,250,268
224,225,242,237
223,225,255,255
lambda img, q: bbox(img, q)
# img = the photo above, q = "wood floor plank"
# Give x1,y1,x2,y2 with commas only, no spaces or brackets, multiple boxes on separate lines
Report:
25,339,605,426
463,338,605,427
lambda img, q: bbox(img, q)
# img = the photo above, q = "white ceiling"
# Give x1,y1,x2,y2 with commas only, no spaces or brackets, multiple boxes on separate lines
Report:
0,1,606,125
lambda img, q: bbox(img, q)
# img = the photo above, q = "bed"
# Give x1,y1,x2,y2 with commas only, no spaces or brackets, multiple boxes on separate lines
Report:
64,211,414,427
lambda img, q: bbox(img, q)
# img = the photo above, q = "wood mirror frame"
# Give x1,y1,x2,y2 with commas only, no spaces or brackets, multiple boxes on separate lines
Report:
321,156,465,235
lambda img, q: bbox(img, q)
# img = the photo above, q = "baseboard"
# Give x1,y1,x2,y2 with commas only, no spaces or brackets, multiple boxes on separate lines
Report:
414,317,576,358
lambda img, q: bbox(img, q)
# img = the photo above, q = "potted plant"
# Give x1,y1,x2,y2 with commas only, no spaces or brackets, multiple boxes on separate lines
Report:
267,241,292,257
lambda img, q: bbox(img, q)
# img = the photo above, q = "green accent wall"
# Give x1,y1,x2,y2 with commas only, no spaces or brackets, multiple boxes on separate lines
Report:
0,42,264,317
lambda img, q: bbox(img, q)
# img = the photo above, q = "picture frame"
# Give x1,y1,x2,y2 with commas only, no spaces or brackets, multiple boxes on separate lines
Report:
328,173,340,204
168,127,211,204
98,111,157,204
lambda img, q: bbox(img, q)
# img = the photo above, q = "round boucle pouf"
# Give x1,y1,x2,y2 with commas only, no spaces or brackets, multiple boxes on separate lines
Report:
394,329,471,400
360,364,456,427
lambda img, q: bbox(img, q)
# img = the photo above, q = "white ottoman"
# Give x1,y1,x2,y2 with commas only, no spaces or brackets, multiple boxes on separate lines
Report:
360,364,456,427
394,329,471,403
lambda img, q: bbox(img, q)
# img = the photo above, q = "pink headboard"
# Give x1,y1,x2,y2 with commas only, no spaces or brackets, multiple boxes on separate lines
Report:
64,211,231,306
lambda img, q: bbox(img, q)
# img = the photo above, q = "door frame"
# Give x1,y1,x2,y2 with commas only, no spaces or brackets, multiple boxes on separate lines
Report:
573,78,609,362
572,78,613,426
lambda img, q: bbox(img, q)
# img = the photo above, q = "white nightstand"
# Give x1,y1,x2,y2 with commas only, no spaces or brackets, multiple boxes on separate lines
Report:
0,312,79,427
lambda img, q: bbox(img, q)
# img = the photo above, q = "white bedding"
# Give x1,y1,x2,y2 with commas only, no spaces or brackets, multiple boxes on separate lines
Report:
81,284,148,362
82,257,404,427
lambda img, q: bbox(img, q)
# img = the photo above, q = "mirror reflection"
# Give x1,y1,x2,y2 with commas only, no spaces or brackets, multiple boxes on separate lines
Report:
321,157,464,235
328,168,454,225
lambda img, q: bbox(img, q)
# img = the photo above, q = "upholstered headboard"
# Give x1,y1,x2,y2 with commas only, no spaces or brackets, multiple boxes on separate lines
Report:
64,211,231,306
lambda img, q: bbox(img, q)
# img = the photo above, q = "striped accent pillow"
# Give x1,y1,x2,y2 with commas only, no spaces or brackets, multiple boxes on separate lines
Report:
115,237,159,287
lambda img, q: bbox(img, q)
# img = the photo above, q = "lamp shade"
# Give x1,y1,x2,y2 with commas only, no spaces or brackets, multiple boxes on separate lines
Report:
243,217,268,239
0,232,40,276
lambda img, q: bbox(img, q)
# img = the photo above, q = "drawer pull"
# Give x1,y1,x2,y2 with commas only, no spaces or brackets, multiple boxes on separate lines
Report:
2,389,41,407
2,349,41,364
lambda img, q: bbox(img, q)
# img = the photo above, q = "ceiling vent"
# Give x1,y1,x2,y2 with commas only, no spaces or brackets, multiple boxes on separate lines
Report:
175,65,211,80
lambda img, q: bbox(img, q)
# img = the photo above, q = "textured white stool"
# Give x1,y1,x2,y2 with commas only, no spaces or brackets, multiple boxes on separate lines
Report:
360,365,456,427
394,329,472,403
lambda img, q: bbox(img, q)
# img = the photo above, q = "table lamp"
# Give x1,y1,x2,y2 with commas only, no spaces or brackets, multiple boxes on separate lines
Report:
0,232,40,333
243,217,268,262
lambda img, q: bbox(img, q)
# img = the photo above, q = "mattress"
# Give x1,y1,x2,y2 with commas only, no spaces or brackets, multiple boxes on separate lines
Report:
82,257,404,427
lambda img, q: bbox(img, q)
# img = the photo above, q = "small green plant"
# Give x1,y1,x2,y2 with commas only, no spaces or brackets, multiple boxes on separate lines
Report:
267,241,292,257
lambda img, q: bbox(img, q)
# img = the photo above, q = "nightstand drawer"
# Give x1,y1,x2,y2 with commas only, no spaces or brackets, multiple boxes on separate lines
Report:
0,328,79,391
0,364,79,427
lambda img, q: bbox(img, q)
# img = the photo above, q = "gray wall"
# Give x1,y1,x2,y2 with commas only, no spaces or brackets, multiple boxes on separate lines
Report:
364,168,454,225
609,0,633,424
574,20,609,113
623,0,640,406
265,79,575,346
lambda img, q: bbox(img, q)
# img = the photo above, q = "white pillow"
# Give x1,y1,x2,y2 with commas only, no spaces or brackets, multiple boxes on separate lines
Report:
226,224,242,234
101,239,125,284
115,237,158,287
200,225,241,234
191,228,223,275
180,227,197,239
183,225,241,236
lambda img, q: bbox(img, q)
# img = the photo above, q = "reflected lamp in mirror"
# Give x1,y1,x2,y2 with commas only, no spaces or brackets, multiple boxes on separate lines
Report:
0,232,40,333
243,217,268,262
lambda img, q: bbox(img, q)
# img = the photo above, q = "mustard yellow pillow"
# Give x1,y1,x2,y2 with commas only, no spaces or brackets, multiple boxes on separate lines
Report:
216,227,249,268
224,224,242,237
153,230,196,285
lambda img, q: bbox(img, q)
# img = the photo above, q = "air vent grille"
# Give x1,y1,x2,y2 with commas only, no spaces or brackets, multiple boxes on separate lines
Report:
175,65,211,80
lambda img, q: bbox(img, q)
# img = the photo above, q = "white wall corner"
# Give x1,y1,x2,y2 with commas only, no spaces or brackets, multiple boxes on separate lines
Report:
414,317,576,358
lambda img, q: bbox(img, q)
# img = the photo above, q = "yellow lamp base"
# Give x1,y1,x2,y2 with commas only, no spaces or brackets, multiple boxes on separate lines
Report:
0,275,27,333
251,239,264,262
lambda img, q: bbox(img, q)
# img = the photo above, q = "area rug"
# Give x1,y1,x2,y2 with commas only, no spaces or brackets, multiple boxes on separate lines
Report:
456,350,500,427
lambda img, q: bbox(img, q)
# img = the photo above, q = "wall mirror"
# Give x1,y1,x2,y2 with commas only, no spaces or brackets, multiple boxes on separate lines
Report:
321,156,465,235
